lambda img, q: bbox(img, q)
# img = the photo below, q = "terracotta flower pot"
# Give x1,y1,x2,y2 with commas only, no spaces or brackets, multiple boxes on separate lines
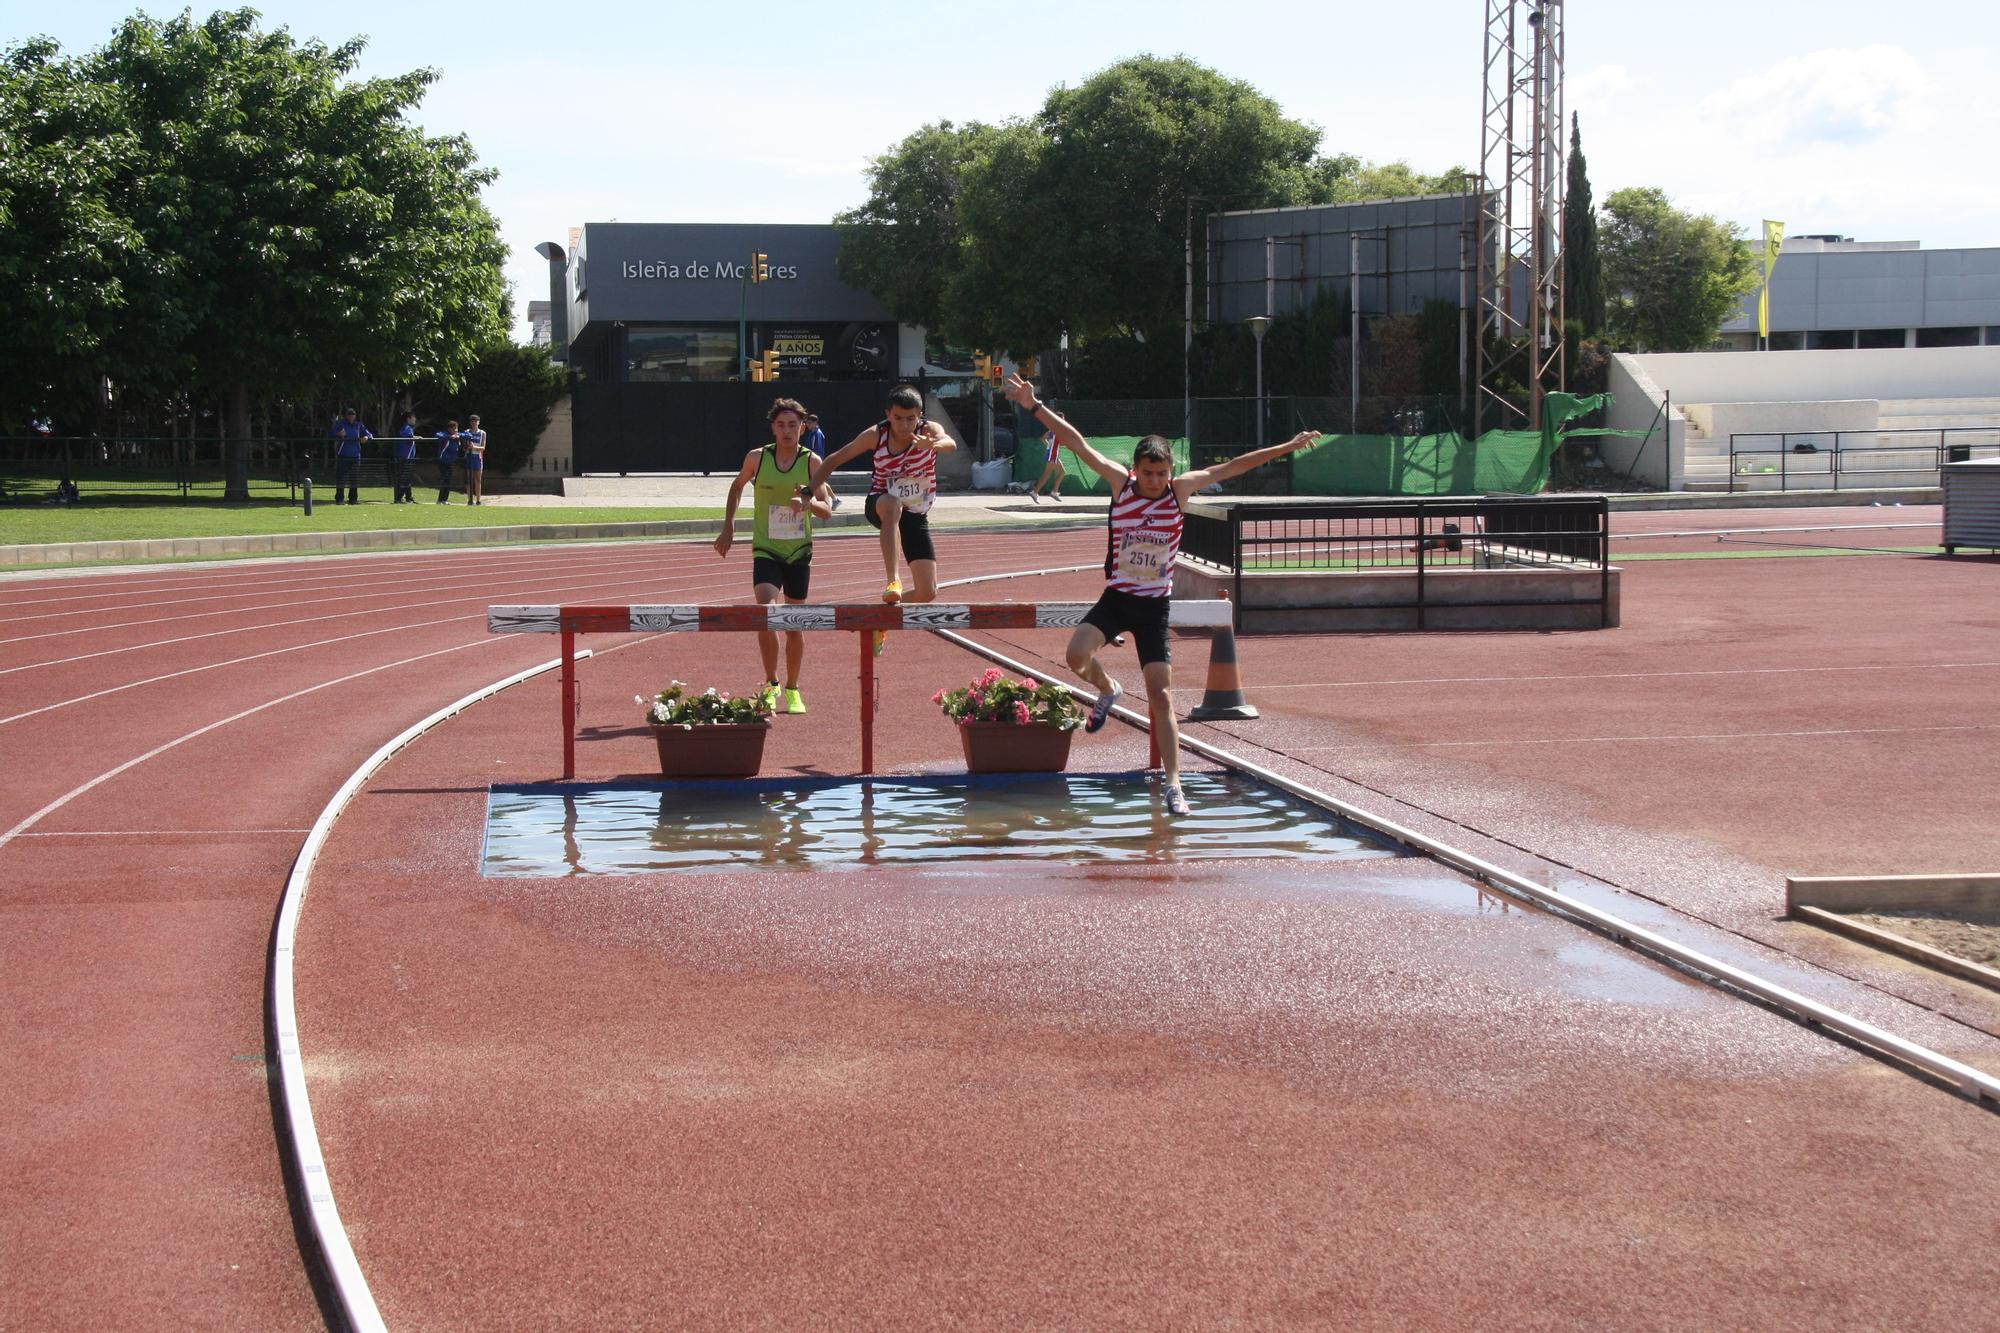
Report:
651,721,771,779
956,720,1076,774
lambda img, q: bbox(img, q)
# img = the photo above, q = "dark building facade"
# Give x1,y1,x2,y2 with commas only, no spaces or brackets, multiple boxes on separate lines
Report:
541,222,916,385
537,222,926,472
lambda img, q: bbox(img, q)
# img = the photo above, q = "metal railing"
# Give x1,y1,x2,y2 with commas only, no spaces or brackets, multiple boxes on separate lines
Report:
1183,494,1612,631
1727,427,2000,492
0,434,551,505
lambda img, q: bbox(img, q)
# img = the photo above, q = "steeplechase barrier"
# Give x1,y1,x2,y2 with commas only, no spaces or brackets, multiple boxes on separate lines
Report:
489,600,1235,779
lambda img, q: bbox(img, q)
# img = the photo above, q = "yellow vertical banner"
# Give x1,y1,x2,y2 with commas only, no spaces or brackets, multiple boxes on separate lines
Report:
1758,219,1785,339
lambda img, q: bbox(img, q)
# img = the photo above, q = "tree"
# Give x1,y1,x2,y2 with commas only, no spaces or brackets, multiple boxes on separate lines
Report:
0,40,164,431
1599,187,1758,352
411,342,567,475
1563,115,1605,337
838,57,1340,355
75,10,508,497
1321,159,1475,203
834,121,995,340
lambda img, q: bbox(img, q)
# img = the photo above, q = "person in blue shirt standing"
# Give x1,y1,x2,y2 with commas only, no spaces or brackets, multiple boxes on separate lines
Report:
392,411,419,503
802,412,839,510
328,407,372,504
461,414,488,505
435,418,462,503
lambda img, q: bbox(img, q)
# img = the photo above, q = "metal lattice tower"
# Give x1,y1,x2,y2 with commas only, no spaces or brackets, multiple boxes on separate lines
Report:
1475,0,1565,434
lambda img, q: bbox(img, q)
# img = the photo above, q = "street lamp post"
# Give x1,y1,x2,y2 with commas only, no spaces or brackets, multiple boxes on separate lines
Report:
1245,316,1272,449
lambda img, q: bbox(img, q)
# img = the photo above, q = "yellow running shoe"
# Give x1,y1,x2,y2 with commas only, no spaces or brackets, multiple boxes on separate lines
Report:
784,687,806,715
758,680,781,712
882,580,902,604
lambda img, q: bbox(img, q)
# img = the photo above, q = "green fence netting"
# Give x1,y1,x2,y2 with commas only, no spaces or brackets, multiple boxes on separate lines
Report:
1289,392,1610,496
1003,394,1621,498
1012,435,1191,497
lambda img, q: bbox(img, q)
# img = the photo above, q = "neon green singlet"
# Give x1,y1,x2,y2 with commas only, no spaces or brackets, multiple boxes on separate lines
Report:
751,443,813,562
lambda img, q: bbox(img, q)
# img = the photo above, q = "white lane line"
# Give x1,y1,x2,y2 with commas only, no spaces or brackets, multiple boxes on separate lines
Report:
1293,723,2000,751
0,540,1093,726
0,638,500,853
0,541,674,611
0,554,816,676
270,650,585,1333
0,531,1085,680
16,828,314,837
0,546,665,635
1612,522,1937,540
1246,661,2000,690
273,553,1098,1329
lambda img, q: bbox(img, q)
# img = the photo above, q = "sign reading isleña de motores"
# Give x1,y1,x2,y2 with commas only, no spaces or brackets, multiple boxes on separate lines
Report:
621,258,800,281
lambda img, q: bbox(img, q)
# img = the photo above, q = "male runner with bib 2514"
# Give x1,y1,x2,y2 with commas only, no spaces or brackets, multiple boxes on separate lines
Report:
1006,373,1321,817
803,383,955,655
717,397,835,714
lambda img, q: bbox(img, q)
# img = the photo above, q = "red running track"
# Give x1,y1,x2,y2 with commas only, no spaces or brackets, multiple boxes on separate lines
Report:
0,529,1107,1329
6,520,1998,1328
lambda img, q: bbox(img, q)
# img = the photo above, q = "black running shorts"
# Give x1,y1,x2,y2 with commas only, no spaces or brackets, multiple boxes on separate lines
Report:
751,552,812,601
1081,588,1172,667
864,493,937,564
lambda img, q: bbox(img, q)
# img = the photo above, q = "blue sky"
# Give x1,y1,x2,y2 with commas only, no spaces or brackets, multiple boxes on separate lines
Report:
11,1,1995,342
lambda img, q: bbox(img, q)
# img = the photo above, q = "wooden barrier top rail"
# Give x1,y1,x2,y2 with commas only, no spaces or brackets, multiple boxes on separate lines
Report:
487,600,1231,779
488,601,1233,636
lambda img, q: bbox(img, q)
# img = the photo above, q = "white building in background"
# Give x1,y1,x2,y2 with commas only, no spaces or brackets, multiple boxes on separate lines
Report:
527,300,554,348
1717,237,2000,352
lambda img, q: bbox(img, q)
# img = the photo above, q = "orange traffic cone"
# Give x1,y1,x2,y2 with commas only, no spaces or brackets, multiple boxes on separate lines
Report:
1188,614,1258,721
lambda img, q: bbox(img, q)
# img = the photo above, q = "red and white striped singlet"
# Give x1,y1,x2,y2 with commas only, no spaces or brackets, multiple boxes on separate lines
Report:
1104,475,1183,597
868,421,937,515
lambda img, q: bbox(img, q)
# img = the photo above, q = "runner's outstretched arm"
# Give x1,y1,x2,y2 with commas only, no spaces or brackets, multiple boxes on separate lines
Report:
802,429,875,499
1005,375,1125,488
1172,430,1322,502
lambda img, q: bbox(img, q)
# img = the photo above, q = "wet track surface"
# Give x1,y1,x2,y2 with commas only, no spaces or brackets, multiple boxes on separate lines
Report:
5,515,1999,1328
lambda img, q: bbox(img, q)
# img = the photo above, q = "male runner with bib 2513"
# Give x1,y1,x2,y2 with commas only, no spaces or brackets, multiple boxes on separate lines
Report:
803,383,955,655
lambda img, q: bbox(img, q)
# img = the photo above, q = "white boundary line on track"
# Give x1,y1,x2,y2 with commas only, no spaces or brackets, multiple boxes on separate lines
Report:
1245,661,2000,690
269,558,1098,1329
0,530,1066,671
0,638,500,852
270,649,591,1333
931,627,2000,1106
1293,722,2000,750
0,537,1070,716
1610,522,1936,540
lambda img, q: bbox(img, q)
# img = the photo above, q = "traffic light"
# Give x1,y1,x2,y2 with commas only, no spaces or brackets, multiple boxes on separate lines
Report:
760,348,781,382
1018,356,1038,379
989,358,1004,386
751,251,770,284
973,352,990,380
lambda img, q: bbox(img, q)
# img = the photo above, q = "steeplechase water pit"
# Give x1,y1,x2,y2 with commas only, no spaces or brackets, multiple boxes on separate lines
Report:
482,770,1409,876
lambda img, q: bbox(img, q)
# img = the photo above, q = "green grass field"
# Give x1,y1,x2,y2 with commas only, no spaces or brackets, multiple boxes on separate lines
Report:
1,475,721,544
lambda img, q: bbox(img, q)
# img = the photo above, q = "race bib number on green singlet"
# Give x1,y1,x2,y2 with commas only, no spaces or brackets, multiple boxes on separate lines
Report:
765,503,806,541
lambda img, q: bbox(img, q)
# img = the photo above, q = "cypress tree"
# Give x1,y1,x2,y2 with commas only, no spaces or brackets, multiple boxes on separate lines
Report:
1565,114,1605,337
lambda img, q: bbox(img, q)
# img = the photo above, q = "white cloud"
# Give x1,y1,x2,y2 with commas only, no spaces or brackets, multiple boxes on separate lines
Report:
1697,44,1927,148
1571,64,1635,106
1581,43,2000,249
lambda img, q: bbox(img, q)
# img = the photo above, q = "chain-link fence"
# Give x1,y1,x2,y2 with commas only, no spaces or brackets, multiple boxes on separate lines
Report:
0,435,474,506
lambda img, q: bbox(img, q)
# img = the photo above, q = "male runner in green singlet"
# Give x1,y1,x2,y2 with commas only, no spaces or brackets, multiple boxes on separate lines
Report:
716,398,835,713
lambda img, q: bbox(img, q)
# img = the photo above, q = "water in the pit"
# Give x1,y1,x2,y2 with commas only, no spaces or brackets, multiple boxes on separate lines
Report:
482,771,1406,876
